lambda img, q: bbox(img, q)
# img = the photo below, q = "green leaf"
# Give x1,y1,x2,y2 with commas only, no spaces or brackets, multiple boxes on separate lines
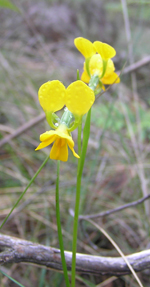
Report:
0,270,25,287
0,155,49,230
0,0,19,12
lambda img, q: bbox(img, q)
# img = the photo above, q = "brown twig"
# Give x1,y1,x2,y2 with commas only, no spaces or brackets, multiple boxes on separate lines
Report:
0,233,150,276
120,55,150,75
79,193,150,220
0,113,45,148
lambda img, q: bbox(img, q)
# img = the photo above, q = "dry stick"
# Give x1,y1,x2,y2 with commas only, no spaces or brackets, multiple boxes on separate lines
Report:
121,55,150,74
27,210,96,256
79,193,150,220
96,276,117,287
0,113,45,148
0,233,150,276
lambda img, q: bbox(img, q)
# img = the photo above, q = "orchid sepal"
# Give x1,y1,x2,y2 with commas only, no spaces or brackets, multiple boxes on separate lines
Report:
85,57,91,78
67,114,82,133
99,59,107,80
45,111,60,129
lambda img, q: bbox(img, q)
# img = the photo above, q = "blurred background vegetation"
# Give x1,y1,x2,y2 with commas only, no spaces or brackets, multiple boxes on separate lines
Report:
0,0,150,286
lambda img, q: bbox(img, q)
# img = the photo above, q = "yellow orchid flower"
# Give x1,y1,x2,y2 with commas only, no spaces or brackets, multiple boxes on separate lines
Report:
36,80,95,161
74,37,120,89
81,54,120,86
35,124,79,162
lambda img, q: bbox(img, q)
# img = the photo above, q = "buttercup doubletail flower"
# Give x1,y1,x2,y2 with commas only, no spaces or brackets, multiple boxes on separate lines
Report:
74,37,120,89
35,124,79,162
36,80,95,161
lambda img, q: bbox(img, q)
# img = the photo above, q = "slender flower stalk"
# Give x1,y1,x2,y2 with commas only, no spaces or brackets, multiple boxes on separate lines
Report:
56,161,70,287
71,110,91,287
71,75,100,287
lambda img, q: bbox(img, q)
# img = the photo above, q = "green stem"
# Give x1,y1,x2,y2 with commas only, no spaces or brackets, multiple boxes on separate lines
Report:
70,119,82,286
77,120,82,157
56,161,70,287
71,109,91,287
71,173,81,287
0,155,49,230
71,75,100,286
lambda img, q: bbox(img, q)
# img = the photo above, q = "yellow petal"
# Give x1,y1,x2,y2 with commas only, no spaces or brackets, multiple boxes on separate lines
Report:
104,59,115,76
81,70,90,83
38,80,66,112
74,37,96,58
40,130,55,141
66,80,95,116
54,124,71,139
50,138,68,161
36,124,79,161
102,85,105,91
94,41,116,60
102,72,120,85
35,139,53,151
35,131,56,150
89,54,103,77
67,141,80,159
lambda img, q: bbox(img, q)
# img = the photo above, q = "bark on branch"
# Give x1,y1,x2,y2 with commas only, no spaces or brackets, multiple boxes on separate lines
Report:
0,234,150,276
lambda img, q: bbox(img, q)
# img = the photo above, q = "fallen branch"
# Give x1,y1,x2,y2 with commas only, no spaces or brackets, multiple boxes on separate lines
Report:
0,113,45,148
121,55,150,74
79,193,150,220
0,234,150,276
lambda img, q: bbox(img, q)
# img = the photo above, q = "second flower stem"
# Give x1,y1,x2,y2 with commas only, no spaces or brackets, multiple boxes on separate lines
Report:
71,75,99,286
71,172,82,287
56,160,70,287
71,109,91,287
